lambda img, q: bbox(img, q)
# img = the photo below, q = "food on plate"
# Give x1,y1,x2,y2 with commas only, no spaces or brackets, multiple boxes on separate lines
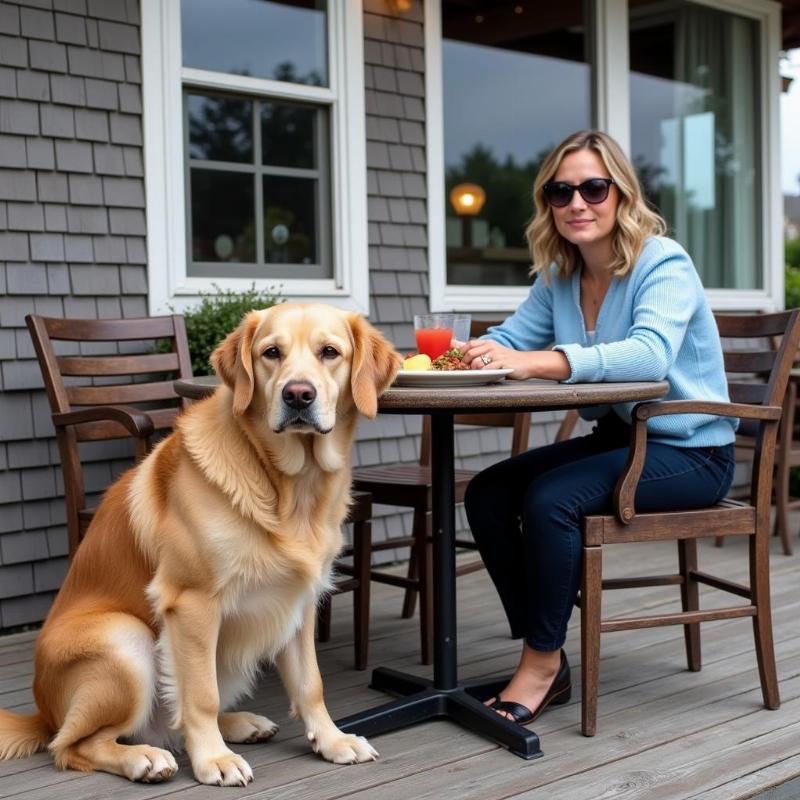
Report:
403,353,433,371
403,348,471,372
431,348,471,371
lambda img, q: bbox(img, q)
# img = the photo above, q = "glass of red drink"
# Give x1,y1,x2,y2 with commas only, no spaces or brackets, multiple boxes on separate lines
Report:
413,313,471,359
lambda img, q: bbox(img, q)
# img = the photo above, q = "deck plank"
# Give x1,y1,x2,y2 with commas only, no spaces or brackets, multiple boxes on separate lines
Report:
692,754,800,799
0,534,799,800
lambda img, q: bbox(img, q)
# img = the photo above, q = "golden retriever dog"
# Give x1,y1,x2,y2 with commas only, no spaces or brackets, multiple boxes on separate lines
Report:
0,303,401,786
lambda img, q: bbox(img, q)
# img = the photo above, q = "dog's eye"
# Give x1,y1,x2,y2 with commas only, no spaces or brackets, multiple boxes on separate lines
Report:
321,346,340,360
262,346,281,360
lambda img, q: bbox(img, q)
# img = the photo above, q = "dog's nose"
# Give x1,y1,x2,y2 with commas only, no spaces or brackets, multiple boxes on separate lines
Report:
282,381,317,410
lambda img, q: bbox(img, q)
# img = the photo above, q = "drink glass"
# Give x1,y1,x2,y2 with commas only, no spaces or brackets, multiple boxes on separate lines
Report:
451,314,471,344
414,313,471,359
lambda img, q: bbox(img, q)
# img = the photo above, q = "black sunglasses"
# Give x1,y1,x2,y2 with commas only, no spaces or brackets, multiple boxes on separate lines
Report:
542,178,615,208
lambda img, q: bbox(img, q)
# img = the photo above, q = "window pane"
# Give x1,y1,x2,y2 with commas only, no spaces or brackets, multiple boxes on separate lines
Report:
629,0,761,289
443,2,591,287
264,176,318,264
184,94,332,278
181,0,328,86
261,102,317,168
190,170,255,264
187,93,253,163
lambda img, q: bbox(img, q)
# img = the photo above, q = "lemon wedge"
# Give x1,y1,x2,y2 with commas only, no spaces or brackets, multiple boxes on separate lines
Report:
403,353,432,371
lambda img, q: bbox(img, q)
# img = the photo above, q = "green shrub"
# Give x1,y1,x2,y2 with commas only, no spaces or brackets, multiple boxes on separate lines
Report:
174,284,282,375
785,265,800,311
786,238,800,270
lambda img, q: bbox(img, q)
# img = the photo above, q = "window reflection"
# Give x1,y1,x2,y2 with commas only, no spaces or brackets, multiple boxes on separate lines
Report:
443,1,591,287
181,0,328,86
190,170,255,263
188,94,253,163
261,102,317,168
264,175,318,264
629,0,761,289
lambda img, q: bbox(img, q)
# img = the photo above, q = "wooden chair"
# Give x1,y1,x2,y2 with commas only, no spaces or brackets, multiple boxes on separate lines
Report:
563,409,579,440
351,320,578,664
316,491,373,670
25,314,193,559
715,320,799,555
772,371,800,553
579,310,800,736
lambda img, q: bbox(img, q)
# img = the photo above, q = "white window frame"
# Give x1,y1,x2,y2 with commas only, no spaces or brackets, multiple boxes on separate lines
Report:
426,0,783,312
141,0,369,315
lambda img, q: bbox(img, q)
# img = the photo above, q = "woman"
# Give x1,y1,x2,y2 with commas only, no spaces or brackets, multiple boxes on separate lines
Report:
460,130,736,725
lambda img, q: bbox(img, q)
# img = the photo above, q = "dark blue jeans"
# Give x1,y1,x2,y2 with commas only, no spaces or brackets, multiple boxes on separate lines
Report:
463,412,735,652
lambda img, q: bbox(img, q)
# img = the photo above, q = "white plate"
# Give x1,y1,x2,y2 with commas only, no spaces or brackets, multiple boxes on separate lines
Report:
393,368,513,387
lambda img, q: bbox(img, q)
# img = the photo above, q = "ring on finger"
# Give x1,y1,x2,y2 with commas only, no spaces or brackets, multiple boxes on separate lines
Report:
480,353,492,366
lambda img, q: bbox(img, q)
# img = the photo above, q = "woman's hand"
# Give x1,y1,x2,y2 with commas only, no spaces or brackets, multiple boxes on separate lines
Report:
460,340,533,379
460,340,572,381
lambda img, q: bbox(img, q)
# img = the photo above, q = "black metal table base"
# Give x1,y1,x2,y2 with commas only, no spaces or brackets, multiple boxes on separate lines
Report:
335,414,542,760
336,667,543,760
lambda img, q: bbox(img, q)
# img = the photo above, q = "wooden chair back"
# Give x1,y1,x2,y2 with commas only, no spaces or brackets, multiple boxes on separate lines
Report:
716,311,800,509
26,314,194,557
714,311,800,554
419,319,531,466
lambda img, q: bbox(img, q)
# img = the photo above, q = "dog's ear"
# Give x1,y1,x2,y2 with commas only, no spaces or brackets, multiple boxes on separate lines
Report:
211,311,261,415
348,313,402,418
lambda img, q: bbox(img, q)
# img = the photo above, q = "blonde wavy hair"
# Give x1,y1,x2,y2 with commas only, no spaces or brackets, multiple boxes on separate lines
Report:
526,130,666,280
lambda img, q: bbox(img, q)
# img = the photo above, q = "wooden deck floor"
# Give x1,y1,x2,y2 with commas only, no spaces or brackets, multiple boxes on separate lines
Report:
2,532,800,800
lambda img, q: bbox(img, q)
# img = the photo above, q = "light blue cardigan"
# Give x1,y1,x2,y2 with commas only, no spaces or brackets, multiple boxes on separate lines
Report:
484,236,736,448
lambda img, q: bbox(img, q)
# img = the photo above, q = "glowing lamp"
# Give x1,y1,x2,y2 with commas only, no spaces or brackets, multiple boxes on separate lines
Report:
449,183,486,216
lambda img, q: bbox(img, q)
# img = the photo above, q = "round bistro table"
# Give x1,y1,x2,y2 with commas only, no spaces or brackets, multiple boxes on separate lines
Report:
174,376,669,759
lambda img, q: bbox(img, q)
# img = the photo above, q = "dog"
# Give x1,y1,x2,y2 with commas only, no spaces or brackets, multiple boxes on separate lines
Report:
0,303,401,786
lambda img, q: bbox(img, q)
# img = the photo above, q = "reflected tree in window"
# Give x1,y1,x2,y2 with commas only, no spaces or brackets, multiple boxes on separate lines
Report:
273,61,323,88
188,94,253,163
446,145,544,251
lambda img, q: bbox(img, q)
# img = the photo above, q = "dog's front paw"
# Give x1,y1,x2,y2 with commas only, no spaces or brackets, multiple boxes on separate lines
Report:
308,730,379,764
192,750,254,786
123,745,179,783
218,711,279,743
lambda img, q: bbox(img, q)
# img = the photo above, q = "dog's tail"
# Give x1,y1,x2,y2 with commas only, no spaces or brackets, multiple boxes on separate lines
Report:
0,709,52,759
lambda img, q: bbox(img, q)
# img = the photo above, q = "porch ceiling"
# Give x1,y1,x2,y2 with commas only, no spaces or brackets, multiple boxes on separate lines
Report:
442,1,800,53
784,0,800,50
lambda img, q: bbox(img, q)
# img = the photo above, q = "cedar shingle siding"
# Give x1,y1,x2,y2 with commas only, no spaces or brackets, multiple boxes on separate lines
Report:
0,0,145,630
358,1,430,559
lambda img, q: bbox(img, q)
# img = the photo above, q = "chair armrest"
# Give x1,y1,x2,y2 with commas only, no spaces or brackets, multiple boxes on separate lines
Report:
51,405,155,439
614,400,781,525
632,400,781,422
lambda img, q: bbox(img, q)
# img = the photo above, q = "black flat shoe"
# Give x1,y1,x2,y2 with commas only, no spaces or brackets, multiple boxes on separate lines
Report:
489,650,571,725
